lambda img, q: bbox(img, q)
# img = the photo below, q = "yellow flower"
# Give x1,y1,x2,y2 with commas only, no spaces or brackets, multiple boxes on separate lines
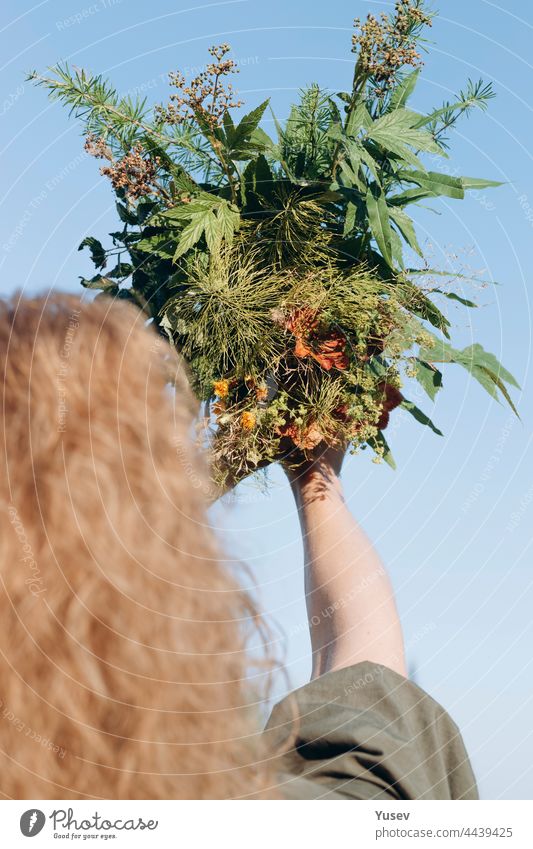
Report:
240,411,256,431
213,379,229,399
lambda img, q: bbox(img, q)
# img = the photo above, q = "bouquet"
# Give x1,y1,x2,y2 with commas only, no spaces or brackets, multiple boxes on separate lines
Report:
32,0,518,490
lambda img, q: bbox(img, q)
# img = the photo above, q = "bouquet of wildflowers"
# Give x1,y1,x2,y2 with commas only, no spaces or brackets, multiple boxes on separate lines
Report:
32,1,518,489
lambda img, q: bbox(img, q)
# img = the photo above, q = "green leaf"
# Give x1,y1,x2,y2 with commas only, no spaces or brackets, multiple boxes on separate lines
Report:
398,170,465,200
414,359,443,401
433,289,477,308
368,432,396,469
455,343,520,389
249,154,275,198
460,176,503,190
387,69,421,112
418,337,520,414
136,200,159,224
78,236,107,269
136,233,177,259
116,202,138,225
390,226,405,269
401,400,443,435
327,123,344,143
340,160,365,193
346,102,372,136
79,274,117,291
366,185,393,267
222,110,236,144
167,195,240,260
418,334,456,364
249,126,276,152
170,170,198,195
106,262,133,279
343,200,357,236
388,187,436,207
231,99,270,151
396,284,451,337
389,207,423,257
202,210,221,253
346,140,380,185
216,200,241,243
477,366,520,416
367,109,445,158
173,211,213,259
368,134,426,170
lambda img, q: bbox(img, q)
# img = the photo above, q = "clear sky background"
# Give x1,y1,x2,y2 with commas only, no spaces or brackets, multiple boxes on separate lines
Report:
2,0,533,800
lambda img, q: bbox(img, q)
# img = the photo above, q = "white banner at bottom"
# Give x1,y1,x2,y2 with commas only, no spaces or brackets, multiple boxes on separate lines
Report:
1,800,532,848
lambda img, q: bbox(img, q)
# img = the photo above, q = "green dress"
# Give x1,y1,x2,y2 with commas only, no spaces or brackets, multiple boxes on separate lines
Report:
264,661,478,800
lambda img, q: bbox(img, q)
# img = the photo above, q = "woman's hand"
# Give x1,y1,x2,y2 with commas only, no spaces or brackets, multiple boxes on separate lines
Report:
284,443,407,680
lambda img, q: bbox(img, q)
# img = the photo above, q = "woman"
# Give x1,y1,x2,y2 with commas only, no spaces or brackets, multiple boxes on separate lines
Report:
0,294,477,799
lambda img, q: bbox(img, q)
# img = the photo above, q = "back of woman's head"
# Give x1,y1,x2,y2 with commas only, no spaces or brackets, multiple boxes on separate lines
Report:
0,293,271,799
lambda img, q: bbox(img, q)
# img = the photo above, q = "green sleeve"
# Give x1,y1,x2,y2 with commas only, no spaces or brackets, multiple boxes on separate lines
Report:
264,661,478,800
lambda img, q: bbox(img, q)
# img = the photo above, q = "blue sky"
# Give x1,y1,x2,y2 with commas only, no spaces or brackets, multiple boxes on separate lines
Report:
2,0,533,799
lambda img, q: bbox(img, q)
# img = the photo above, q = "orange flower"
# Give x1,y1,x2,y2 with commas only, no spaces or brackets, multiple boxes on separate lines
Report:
312,332,349,371
240,411,256,431
285,307,348,371
255,385,269,402
213,379,229,399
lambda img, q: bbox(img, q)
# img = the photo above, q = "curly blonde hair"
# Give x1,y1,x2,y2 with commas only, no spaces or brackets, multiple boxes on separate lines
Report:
0,293,276,799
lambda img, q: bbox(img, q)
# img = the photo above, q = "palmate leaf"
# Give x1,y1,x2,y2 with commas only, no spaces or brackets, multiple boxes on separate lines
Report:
241,154,276,207
157,194,241,260
366,109,445,160
172,207,223,259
